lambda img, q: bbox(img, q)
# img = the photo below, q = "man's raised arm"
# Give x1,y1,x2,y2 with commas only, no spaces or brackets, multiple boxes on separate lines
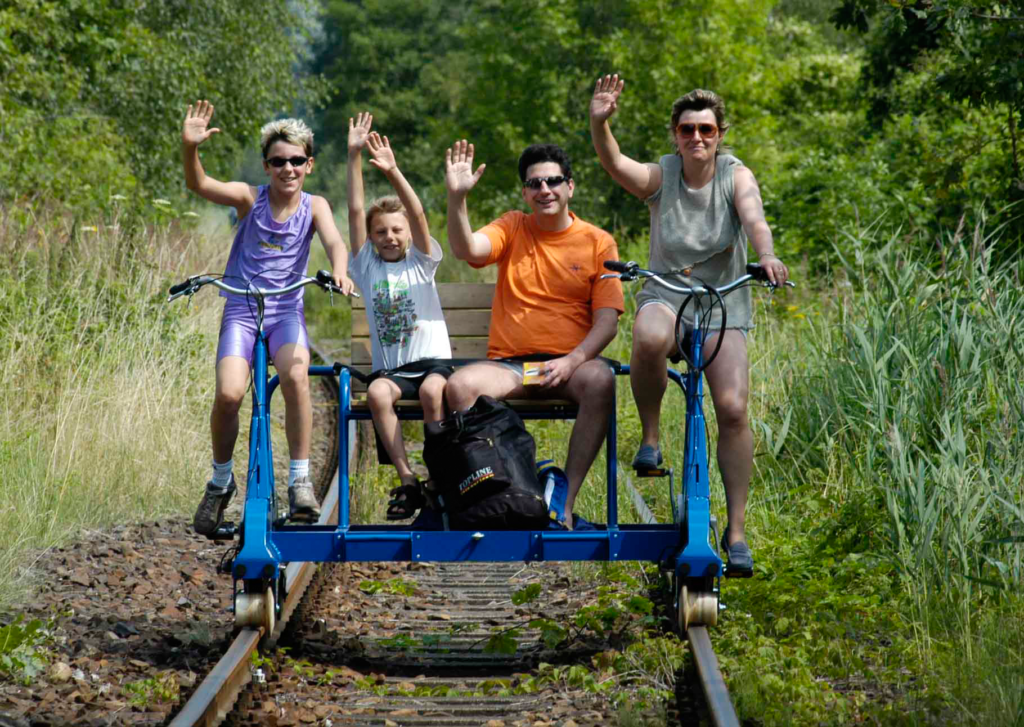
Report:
445,140,492,264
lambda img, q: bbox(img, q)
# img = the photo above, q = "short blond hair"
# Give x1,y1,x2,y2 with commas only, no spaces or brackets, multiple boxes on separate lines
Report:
260,118,314,158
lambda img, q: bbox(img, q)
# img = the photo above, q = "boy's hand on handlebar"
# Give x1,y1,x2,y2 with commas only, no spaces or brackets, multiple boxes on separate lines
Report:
332,273,356,297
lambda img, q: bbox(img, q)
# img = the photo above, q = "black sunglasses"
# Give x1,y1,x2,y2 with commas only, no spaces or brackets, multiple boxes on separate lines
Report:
523,175,569,190
266,156,310,168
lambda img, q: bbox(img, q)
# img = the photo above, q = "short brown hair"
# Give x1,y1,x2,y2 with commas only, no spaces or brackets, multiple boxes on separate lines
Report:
670,89,730,152
365,195,408,233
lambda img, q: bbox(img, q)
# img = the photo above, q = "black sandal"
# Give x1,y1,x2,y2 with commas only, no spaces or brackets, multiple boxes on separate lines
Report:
387,480,426,520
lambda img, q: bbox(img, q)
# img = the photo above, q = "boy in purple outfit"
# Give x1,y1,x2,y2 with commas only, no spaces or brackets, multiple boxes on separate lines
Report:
181,100,355,536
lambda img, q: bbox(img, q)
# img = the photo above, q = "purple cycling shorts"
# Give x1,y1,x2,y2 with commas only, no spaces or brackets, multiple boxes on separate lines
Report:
216,302,309,366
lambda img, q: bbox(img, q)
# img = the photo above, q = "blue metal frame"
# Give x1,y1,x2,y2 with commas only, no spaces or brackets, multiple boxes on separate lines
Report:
229,352,721,581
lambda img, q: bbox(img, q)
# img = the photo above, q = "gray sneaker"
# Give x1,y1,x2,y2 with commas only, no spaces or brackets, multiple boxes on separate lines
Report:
193,476,236,536
288,476,321,521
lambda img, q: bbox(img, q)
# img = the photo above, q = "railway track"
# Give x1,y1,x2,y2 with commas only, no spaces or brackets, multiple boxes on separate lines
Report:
169,352,742,727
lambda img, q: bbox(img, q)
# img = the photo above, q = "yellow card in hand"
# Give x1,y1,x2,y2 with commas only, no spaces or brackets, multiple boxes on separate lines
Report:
523,362,545,386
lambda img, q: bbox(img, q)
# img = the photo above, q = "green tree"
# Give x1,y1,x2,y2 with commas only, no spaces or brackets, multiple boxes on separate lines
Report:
832,0,1024,238
0,0,330,210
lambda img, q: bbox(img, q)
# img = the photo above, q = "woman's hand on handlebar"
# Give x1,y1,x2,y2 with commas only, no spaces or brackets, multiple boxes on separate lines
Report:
758,254,789,287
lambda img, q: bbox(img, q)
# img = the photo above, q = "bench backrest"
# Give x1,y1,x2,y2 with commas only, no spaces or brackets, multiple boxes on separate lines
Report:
350,282,495,391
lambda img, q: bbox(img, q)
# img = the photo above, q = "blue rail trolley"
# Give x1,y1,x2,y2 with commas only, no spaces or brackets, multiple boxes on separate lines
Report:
169,262,791,634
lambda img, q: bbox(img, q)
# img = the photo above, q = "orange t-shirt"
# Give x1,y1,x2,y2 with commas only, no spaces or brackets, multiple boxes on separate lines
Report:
473,211,625,359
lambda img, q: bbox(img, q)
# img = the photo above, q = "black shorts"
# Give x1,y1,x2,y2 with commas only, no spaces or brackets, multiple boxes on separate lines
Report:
371,366,454,465
377,366,454,400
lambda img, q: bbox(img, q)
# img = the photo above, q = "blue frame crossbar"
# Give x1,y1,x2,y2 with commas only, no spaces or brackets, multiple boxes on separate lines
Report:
231,365,721,580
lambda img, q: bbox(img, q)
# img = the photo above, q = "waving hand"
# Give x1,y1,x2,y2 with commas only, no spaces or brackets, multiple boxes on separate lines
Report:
182,100,221,147
590,74,625,124
445,140,486,198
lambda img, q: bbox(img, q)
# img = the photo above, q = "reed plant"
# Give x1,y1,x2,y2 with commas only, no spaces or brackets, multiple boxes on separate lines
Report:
723,220,1024,725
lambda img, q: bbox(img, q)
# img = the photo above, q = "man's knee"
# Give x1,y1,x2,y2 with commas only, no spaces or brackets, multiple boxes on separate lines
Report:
445,370,479,410
571,361,615,406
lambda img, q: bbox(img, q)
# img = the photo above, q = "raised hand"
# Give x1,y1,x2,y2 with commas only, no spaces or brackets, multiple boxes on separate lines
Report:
445,140,486,197
366,132,397,174
182,100,221,146
590,74,625,123
348,112,373,152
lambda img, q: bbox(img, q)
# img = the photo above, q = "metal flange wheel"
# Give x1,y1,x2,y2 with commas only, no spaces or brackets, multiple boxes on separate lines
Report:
678,582,718,630
235,585,276,635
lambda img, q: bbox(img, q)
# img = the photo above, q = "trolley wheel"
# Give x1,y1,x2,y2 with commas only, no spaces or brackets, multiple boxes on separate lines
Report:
678,582,718,631
235,585,276,634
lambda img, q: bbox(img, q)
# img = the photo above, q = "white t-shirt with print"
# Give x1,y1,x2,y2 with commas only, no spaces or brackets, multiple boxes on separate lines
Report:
349,239,452,373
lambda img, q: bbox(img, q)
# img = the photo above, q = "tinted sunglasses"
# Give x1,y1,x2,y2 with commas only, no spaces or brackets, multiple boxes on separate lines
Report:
677,123,718,137
266,156,310,168
523,175,569,190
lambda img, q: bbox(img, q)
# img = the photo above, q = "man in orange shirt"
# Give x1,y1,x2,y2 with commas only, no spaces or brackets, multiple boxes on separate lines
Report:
444,140,624,526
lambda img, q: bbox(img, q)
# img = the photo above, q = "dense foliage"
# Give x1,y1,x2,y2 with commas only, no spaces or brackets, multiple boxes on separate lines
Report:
0,0,329,210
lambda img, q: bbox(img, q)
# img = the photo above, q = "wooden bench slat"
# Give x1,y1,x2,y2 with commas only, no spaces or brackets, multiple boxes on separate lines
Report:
351,338,491,367
351,282,494,310
352,309,492,338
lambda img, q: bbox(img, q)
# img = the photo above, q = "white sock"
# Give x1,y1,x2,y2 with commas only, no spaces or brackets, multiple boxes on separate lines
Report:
210,459,233,490
288,459,309,488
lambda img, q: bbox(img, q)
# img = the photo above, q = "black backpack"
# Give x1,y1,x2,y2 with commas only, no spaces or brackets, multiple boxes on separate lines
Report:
423,396,548,529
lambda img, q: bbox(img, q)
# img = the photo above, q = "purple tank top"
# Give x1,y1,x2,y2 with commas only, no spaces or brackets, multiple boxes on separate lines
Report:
221,185,315,313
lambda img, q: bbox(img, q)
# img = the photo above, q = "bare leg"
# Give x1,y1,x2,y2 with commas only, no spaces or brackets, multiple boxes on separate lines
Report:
211,356,250,463
702,330,752,545
558,360,615,518
367,378,416,484
419,373,448,424
273,343,312,461
630,304,676,448
444,362,523,412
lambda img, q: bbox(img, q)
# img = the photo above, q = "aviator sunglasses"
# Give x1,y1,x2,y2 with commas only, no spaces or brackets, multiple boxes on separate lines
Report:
677,122,718,138
523,175,569,190
266,156,310,168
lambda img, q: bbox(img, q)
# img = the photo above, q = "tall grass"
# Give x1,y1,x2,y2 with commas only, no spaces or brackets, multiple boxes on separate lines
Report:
767,224,1024,724
0,205,225,609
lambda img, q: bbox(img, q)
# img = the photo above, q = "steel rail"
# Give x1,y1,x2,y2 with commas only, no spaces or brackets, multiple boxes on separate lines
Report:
622,464,740,727
169,345,342,727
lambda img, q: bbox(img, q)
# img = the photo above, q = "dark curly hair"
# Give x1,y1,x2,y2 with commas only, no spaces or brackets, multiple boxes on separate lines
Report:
517,144,573,183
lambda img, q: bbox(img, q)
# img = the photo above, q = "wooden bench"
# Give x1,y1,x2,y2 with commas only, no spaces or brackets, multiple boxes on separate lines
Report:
349,282,579,415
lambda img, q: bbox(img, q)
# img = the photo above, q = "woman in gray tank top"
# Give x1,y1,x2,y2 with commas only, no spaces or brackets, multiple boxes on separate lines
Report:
589,76,789,574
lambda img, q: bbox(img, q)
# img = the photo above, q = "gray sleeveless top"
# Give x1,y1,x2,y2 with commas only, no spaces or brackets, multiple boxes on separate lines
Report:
637,153,752,330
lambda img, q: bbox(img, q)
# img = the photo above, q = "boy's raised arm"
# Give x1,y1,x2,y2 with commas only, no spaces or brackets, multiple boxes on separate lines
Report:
366,133,431,256
346,113,372,258
181,100,254,216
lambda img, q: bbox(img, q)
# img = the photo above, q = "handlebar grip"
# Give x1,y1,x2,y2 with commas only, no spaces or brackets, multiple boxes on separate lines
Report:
745,263,770,282
603,260,631,273
169,278,194,295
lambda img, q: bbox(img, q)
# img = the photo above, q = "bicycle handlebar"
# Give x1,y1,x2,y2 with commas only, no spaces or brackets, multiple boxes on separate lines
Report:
601,260,795,293
167,269,359,302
